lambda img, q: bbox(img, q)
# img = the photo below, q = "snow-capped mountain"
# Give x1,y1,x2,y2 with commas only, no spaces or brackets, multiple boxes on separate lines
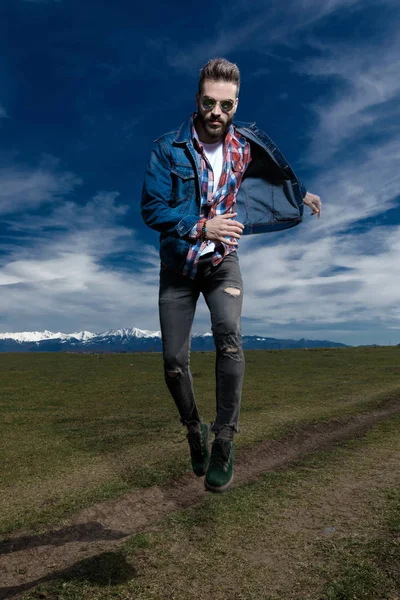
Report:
0,330,97,343
97,327,161,339
0,327,347,352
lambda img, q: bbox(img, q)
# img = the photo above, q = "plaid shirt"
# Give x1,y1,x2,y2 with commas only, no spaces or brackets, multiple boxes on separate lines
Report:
182,118,251,278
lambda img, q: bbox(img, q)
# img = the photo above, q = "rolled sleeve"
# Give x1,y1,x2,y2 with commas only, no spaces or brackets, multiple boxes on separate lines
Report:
187,218,206,241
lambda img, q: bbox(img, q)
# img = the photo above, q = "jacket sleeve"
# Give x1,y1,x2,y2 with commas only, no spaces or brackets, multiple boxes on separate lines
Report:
141,140,200,238
299,180,307,198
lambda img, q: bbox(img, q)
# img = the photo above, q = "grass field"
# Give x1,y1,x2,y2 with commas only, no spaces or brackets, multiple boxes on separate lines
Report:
1,347,400,599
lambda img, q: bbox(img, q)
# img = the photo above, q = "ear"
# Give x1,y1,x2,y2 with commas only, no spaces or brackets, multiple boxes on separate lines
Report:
234,98,239,112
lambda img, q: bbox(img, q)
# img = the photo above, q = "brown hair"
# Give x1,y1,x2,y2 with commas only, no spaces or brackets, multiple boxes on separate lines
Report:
198,58,240,96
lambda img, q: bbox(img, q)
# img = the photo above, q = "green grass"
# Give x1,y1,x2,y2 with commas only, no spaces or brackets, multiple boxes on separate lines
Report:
1,347,400,533
20,414,400,600
320,489,400,599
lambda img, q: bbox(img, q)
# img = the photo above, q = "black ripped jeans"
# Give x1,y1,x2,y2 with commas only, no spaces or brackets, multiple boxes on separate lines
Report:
159,252,244,434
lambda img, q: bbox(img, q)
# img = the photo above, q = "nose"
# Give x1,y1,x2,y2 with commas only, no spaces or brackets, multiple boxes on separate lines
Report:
211,106,222,118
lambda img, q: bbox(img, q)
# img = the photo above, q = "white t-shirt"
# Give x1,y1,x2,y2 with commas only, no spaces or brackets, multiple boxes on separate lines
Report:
201,140,224,192
192,131,224,256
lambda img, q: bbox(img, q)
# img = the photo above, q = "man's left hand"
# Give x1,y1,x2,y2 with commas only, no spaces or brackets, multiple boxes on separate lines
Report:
303,192,322,218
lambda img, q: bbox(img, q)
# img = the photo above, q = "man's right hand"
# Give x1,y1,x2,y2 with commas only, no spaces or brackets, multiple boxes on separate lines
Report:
205,213,244,245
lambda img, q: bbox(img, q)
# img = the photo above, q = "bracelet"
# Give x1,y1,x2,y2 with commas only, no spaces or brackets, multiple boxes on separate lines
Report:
201,221,207,242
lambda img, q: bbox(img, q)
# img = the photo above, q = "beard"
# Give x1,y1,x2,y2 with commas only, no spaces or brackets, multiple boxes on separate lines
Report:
196,111,234,142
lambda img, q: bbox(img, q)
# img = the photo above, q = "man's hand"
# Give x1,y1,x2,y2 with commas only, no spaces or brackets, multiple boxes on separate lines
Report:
303,192,322,218
205,213,244,245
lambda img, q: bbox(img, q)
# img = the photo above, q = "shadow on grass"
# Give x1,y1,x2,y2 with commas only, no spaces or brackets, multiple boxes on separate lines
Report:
0,521,127,556
0,550,137,599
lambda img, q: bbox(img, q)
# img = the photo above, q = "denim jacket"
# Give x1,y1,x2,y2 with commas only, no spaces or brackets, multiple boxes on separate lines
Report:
141,115,307,271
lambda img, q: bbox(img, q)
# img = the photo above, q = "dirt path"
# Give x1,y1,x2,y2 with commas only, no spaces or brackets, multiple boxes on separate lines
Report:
1,398,399,599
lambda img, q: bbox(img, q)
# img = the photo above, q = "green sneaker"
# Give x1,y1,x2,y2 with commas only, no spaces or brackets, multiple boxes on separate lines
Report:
205,438,234,493
186,422,210,477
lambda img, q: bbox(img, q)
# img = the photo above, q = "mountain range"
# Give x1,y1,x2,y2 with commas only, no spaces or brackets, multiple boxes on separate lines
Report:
0,327,348,352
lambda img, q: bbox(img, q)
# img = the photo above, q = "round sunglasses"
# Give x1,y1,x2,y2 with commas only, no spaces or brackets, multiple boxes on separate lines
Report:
200,96,235,113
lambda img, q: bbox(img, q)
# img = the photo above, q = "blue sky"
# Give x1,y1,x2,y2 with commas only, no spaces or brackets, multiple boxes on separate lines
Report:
1,0,399,345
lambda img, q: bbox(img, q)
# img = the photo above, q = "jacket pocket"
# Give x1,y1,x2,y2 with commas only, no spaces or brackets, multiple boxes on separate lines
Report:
170,163,196,207
171,163,194,179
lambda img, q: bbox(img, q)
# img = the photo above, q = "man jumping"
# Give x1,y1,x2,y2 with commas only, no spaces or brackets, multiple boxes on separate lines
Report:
141,57,321,492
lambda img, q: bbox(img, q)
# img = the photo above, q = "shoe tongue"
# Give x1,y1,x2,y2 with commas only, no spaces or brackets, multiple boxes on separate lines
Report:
216,438,231,458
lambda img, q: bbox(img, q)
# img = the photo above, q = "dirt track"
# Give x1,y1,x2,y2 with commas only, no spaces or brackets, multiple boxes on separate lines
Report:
1,398,399,599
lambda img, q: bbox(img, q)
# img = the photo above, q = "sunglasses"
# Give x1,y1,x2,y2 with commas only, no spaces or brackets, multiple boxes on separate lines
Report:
200,96,236,113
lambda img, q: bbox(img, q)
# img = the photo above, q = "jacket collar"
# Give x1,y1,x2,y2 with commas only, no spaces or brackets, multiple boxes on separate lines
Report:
174,115,193,144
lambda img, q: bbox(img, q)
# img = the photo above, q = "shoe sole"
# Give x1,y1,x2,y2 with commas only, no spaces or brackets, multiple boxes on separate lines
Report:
204,472,234,493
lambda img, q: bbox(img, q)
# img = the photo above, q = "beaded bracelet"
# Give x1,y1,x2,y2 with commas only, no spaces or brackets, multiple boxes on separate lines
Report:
201,221,207,242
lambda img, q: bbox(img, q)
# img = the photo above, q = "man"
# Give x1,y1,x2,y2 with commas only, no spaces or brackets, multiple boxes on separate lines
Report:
141,58,321,493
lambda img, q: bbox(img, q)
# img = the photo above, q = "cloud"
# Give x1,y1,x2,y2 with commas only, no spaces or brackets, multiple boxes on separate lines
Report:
0,190,161,333
233,127,400,343
0,160,81,216
305,137,400,234
0,254,160,334
164,0,372,72
298,32,400,161
241,225,400,324
0,105,7,119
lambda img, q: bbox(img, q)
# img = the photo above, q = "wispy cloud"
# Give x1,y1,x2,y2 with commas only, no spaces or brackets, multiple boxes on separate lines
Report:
164,0,377,72
298,32,400,162
0,159,81,216
305,137,400,234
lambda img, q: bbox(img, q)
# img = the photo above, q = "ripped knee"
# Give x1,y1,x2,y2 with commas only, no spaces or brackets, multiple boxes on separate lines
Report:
220,343,243,362
165,368,183,380
224,287,241,297
224,346,239,354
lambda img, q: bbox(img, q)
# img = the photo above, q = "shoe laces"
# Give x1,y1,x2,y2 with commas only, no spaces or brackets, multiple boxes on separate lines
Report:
187,430,203,458
210,438,232,468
